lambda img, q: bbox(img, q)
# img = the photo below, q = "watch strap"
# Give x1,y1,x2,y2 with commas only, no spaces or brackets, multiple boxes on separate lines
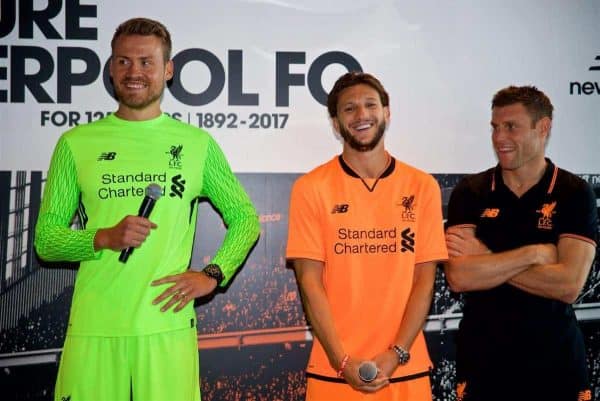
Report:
202,263,224,285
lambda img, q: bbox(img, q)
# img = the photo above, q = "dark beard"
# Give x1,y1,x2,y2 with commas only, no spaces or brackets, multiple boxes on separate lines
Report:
114,81,164,110
338,120,386,152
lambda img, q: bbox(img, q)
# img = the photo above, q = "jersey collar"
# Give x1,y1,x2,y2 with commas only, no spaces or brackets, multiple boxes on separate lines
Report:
492,157,558,195
337,155,396,179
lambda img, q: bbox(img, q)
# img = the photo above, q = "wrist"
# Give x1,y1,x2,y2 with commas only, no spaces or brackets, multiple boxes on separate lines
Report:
389,344,410,366
93,229,107,251
336,354,350,378
202,263,224,285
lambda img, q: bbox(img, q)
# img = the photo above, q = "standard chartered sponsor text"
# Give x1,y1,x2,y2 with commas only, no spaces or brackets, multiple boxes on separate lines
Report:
98,172,167,200
335,227,398,254
101,172,167,185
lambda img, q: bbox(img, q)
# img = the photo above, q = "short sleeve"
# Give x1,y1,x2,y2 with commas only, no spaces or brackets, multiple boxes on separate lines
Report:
285,176,325,262
559,178,598,245
446,176,481,228
415,175,449,264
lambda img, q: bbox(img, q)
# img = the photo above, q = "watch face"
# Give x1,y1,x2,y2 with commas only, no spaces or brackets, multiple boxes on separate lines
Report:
203,264,224,284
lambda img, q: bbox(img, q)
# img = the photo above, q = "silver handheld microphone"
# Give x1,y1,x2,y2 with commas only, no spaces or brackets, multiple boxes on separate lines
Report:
358,361,378,383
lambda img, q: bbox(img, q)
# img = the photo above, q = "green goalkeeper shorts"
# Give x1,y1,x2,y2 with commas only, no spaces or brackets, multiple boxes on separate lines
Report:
54,327,200,401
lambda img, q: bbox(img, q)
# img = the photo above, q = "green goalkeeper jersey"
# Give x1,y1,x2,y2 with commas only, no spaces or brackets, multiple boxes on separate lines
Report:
35,113,260,336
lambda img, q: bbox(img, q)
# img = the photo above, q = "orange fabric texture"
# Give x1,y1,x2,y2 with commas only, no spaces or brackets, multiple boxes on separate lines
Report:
287,156,448,379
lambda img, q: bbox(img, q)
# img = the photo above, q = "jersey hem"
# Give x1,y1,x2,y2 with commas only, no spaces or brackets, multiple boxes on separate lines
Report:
306,369,431,383
559,233,597,247
286,252,325,262
415,253,449,264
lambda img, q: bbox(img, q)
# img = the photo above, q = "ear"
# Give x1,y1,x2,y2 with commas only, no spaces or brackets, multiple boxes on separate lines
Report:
383,106,391,124
332,117,341,133
537,116,551,139
164,60,174,81
108,56,115,79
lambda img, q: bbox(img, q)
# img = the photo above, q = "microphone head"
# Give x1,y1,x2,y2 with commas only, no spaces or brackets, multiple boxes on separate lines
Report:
145,183,163,200
358,361,378,383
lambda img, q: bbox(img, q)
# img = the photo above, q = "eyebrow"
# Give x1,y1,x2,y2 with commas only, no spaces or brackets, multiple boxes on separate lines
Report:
490,120,517,127
342,96,379,104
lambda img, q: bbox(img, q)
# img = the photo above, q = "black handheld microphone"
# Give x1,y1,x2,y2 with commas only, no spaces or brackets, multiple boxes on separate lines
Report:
358,361,378,383
119,183,162,263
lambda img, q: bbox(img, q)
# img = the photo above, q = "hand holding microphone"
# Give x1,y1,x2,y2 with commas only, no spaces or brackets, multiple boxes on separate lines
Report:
118,183,162,263
338,356,388,393
358,361,379,383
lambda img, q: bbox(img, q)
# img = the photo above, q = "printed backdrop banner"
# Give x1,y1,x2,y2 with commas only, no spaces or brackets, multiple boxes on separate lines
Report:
1,0,599,173
2,2,600,400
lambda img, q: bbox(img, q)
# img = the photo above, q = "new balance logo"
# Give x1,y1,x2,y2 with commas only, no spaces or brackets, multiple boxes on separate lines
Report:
97,152,116,161
331,204,349,214
400,228,415,253
170,174,186,198
569,55,600,95
480,208,500,218
589,55,600,71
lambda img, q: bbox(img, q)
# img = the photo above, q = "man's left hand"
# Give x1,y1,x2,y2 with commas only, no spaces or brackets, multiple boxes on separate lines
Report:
151,270,218,312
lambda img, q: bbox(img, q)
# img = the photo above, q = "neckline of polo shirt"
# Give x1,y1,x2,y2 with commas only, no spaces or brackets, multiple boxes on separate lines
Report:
493,157,556,196
337,155,396,179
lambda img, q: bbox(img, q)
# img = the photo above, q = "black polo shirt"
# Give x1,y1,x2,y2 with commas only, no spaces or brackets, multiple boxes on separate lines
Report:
447,158,598,399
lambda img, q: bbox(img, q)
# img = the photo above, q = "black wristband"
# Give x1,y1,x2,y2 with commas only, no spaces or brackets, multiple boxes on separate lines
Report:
202,263,224,285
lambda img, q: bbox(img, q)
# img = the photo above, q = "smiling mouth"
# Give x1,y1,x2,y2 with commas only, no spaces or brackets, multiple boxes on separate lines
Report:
351,121,374,132
122,81,148,89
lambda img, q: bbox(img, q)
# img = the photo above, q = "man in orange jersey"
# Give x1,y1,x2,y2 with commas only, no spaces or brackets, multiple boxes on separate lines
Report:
286,72,448,400
445,86,597,401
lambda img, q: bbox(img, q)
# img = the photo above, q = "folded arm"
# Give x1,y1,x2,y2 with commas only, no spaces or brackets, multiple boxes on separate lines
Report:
508,236,596,303
444,225,557,292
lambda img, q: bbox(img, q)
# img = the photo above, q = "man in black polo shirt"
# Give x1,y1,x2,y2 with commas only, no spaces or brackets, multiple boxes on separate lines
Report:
444,85,598,401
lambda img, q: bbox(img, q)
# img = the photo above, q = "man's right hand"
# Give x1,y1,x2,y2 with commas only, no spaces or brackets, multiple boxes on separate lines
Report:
93,215,157,251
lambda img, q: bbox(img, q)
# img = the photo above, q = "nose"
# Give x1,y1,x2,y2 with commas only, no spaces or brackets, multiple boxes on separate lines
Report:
492,126,506,142
126,61,142,75
354,105,368,119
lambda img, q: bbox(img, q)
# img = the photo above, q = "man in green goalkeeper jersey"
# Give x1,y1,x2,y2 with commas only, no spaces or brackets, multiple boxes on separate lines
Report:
34,17,260,401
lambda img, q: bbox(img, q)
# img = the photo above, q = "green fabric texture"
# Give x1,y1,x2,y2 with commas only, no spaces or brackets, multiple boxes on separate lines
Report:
35,113,259,336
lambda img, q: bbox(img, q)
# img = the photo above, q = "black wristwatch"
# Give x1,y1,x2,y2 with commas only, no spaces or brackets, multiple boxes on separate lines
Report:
202,264,224,285
391,345,410,365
